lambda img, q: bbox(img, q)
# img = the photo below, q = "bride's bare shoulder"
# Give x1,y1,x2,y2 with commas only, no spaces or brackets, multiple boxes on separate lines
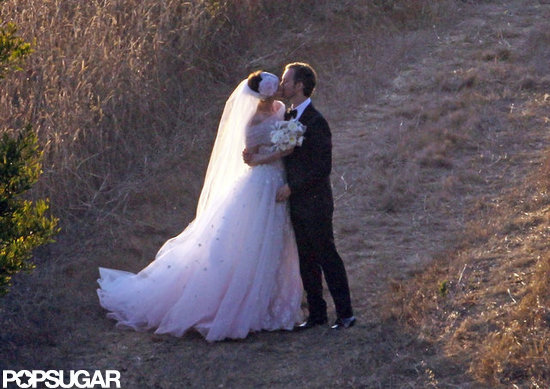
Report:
274,100,285,110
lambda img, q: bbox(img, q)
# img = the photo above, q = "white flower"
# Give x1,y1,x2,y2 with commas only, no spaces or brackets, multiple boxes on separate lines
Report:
287,121,299,132
270,131,283,144
270,120,306,151
281,133,290,144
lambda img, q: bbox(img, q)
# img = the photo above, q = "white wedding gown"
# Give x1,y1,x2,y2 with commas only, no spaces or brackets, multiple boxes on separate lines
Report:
97,107,303,342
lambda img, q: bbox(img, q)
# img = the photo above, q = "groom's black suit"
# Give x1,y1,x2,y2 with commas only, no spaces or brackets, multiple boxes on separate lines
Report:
283,104,353,321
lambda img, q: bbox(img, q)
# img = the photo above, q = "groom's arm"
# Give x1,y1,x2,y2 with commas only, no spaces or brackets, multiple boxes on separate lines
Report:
286,115,332,195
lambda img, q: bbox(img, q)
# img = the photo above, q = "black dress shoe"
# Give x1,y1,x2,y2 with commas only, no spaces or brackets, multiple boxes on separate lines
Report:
295,317,328,330
331,316,356,329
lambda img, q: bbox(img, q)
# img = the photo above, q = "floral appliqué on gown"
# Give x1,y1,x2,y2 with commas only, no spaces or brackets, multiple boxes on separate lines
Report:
97,106,303,342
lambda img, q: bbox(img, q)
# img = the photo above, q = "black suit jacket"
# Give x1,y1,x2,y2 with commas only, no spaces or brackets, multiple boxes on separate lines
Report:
283,103,334,221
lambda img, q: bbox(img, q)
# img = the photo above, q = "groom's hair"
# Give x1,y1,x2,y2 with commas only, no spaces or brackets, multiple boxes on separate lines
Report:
285,62,317,97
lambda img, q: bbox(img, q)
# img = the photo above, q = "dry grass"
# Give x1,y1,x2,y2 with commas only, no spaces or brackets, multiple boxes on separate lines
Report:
384,6,550,386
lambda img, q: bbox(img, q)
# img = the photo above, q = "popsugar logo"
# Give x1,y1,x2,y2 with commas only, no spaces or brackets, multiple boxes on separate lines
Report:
2,370,120,388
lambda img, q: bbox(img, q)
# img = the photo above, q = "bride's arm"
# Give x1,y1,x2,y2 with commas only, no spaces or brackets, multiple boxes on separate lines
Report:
242,145,259,163
244,147,294,167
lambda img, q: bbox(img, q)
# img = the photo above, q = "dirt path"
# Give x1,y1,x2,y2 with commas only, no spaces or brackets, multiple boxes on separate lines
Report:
2,0,549,387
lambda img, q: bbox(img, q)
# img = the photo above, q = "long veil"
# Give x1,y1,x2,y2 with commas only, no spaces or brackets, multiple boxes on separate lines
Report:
196,79,260,217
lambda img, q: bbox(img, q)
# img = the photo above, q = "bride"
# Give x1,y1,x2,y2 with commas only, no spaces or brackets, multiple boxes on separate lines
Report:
97,71,303,342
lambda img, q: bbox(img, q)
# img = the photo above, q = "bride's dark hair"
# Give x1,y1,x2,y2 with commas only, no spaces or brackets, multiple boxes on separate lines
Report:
247,70,263,93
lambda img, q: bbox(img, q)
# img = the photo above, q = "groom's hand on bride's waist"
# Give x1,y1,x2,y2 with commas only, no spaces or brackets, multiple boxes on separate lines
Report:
276,184,291,202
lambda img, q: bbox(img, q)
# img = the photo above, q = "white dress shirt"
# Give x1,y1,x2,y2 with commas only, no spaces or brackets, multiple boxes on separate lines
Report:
292,97,311,121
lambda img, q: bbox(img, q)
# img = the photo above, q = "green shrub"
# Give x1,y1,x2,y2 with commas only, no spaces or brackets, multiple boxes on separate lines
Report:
0,125,59,296
0,21,32,79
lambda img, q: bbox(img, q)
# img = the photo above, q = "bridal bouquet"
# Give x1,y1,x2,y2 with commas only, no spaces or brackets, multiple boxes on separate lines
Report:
270,120,306,152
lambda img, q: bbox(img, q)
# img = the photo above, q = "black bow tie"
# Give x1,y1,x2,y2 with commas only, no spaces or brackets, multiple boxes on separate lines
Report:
285,109,297,120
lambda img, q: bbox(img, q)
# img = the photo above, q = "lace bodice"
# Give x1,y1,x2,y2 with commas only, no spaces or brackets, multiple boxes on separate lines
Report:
245,105,285,152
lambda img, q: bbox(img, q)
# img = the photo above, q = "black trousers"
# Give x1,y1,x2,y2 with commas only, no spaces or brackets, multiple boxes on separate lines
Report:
290,211,353,320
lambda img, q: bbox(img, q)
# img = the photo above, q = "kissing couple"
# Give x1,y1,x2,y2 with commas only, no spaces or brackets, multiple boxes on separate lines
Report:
97,62,355,342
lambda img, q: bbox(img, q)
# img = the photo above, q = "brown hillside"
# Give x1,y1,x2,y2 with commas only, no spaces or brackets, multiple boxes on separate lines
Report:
1,0,549,387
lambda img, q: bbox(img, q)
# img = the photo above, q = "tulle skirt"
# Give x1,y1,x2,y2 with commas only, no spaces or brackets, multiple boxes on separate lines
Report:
97,162,303,341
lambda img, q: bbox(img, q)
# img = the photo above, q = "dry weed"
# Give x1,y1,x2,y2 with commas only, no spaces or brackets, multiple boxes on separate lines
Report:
382,3,550,386
5,1,549,388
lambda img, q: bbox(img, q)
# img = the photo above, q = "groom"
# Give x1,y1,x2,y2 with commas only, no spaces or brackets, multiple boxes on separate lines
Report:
277,62,355,330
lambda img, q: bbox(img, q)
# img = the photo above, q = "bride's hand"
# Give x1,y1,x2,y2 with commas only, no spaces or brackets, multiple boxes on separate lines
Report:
243,145,293,167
